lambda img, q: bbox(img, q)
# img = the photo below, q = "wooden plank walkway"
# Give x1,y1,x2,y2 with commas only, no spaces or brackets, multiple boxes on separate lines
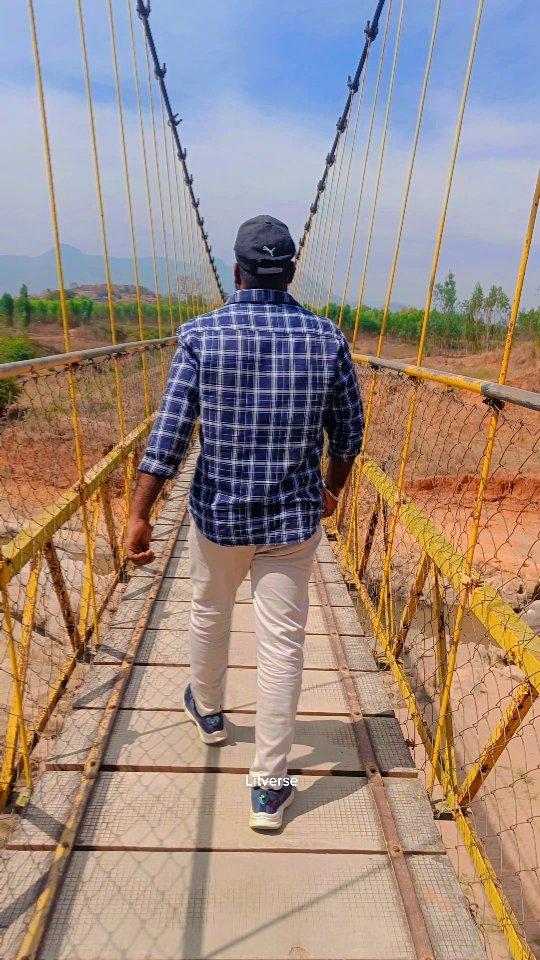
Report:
0,456,487,960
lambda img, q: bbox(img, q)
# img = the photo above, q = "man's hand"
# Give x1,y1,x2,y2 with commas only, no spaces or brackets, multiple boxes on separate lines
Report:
322,484,340,518
124,472,167,566
322,456,356,519
124,516,155,566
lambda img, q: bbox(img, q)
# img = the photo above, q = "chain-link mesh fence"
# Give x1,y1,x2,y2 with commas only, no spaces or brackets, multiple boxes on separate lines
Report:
0,339,176,809
331,360,540,959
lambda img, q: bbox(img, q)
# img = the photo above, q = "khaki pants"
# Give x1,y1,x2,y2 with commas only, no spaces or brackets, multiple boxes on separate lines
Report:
188,522,322,783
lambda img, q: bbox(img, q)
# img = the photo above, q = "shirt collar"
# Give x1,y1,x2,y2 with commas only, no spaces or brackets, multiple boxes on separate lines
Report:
225,289,298,307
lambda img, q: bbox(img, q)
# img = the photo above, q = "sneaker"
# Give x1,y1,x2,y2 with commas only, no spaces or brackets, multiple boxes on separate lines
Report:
249,784,295,830
184,684,227,744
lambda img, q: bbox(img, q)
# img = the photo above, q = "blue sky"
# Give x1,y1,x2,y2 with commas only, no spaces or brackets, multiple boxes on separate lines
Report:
1,0,538,306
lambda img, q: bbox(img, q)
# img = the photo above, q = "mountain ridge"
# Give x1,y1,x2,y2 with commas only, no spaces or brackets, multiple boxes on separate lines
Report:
0,244,233,297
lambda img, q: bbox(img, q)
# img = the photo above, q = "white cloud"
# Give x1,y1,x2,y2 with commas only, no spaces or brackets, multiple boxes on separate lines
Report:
0,80,538,309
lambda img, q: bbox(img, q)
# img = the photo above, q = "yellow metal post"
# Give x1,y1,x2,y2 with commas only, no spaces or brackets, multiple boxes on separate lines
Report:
0,584,33,805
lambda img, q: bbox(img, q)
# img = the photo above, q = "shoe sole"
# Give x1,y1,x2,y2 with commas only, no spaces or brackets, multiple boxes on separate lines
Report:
185,704,228,745
249,787,296,831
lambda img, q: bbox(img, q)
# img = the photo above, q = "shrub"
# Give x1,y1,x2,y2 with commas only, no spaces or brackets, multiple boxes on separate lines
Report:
0,335,36,416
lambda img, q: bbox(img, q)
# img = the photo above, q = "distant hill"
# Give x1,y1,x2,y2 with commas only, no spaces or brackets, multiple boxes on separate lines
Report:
0,244,233,298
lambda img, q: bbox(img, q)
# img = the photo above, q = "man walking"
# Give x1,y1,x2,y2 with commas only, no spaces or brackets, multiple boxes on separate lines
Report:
125,215,363,829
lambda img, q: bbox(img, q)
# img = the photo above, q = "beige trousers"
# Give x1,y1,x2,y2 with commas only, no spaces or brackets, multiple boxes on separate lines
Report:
188,522,322,783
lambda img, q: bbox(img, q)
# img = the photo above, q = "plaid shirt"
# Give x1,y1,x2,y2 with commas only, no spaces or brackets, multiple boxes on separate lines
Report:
139,289,363,545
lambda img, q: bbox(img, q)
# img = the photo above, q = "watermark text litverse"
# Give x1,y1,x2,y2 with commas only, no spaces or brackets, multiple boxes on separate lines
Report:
245,774,299,788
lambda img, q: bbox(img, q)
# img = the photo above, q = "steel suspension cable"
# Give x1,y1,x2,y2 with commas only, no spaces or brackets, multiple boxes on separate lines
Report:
126,0,164,338
143,37,175,334
338,0,393,328
324,45,371,317
351,0,405,349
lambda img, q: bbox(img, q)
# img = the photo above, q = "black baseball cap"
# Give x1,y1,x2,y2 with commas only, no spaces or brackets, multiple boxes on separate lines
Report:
234,215,296,277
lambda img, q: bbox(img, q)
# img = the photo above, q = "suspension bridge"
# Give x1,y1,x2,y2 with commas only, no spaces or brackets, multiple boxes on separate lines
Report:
0,1,539,959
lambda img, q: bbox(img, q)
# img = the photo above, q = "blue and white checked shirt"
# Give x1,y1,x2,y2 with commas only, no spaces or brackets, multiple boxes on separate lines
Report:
139,289,364,545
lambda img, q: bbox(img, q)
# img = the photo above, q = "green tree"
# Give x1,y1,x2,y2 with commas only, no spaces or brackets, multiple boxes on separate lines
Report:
484,285,510,326
434,270,457,314
464,282,484,323
16,283,33,328
0,292,15,327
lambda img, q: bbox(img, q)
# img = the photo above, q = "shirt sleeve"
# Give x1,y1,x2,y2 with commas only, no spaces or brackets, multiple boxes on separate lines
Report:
324,333,364,461
138,328,200,478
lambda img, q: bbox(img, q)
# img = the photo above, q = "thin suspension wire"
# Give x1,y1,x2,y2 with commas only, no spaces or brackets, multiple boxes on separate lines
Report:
338,0,393,328
300,220,318,305
159,93,183,325
126,0,164,337
305,158,336,309
166,114,189,319
374,0,443,358
26,0,100,652
299,150,333,305
374,0,486,645
324,46,371,317
191,199,205,311
76,0,126,437
185,181,201,313
179,165,196,315
352,0,405,350
172,144,193,317
106,0,151,418
297,211,317,304
358,0,443,462
143,37,175,335
197,225,210,308
303,133,345,308
416,0,485,365
315,106,356,313
136,0,223,303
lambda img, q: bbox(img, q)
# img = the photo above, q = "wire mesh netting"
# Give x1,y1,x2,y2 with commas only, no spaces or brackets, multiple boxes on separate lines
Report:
0,341,176,806
332,364,540,958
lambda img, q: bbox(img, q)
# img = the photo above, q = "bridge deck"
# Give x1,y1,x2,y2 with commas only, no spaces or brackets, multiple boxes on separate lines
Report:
0,460,486,959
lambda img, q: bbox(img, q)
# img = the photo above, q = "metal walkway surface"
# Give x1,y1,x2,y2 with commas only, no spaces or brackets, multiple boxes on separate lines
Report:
0,458,486,960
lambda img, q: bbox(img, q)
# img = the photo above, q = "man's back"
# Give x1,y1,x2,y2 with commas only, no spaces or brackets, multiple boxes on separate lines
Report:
140,288,364,546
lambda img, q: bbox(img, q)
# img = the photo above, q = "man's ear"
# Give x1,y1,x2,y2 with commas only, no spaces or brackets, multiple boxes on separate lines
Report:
233,262,242,288
287,261,296,285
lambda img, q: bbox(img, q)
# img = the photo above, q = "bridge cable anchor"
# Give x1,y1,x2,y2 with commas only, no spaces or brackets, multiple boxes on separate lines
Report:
136,0,151,19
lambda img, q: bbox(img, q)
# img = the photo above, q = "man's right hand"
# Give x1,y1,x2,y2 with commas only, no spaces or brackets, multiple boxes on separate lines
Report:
322,484,340,518
124,516,155,566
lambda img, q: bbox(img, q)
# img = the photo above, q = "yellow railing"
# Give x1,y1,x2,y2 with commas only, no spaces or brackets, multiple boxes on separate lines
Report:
0,338,176,809
330,357,540,959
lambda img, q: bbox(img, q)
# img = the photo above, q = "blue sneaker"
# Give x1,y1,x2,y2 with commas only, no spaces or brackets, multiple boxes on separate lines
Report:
184,684,227,744
249,783,295,830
